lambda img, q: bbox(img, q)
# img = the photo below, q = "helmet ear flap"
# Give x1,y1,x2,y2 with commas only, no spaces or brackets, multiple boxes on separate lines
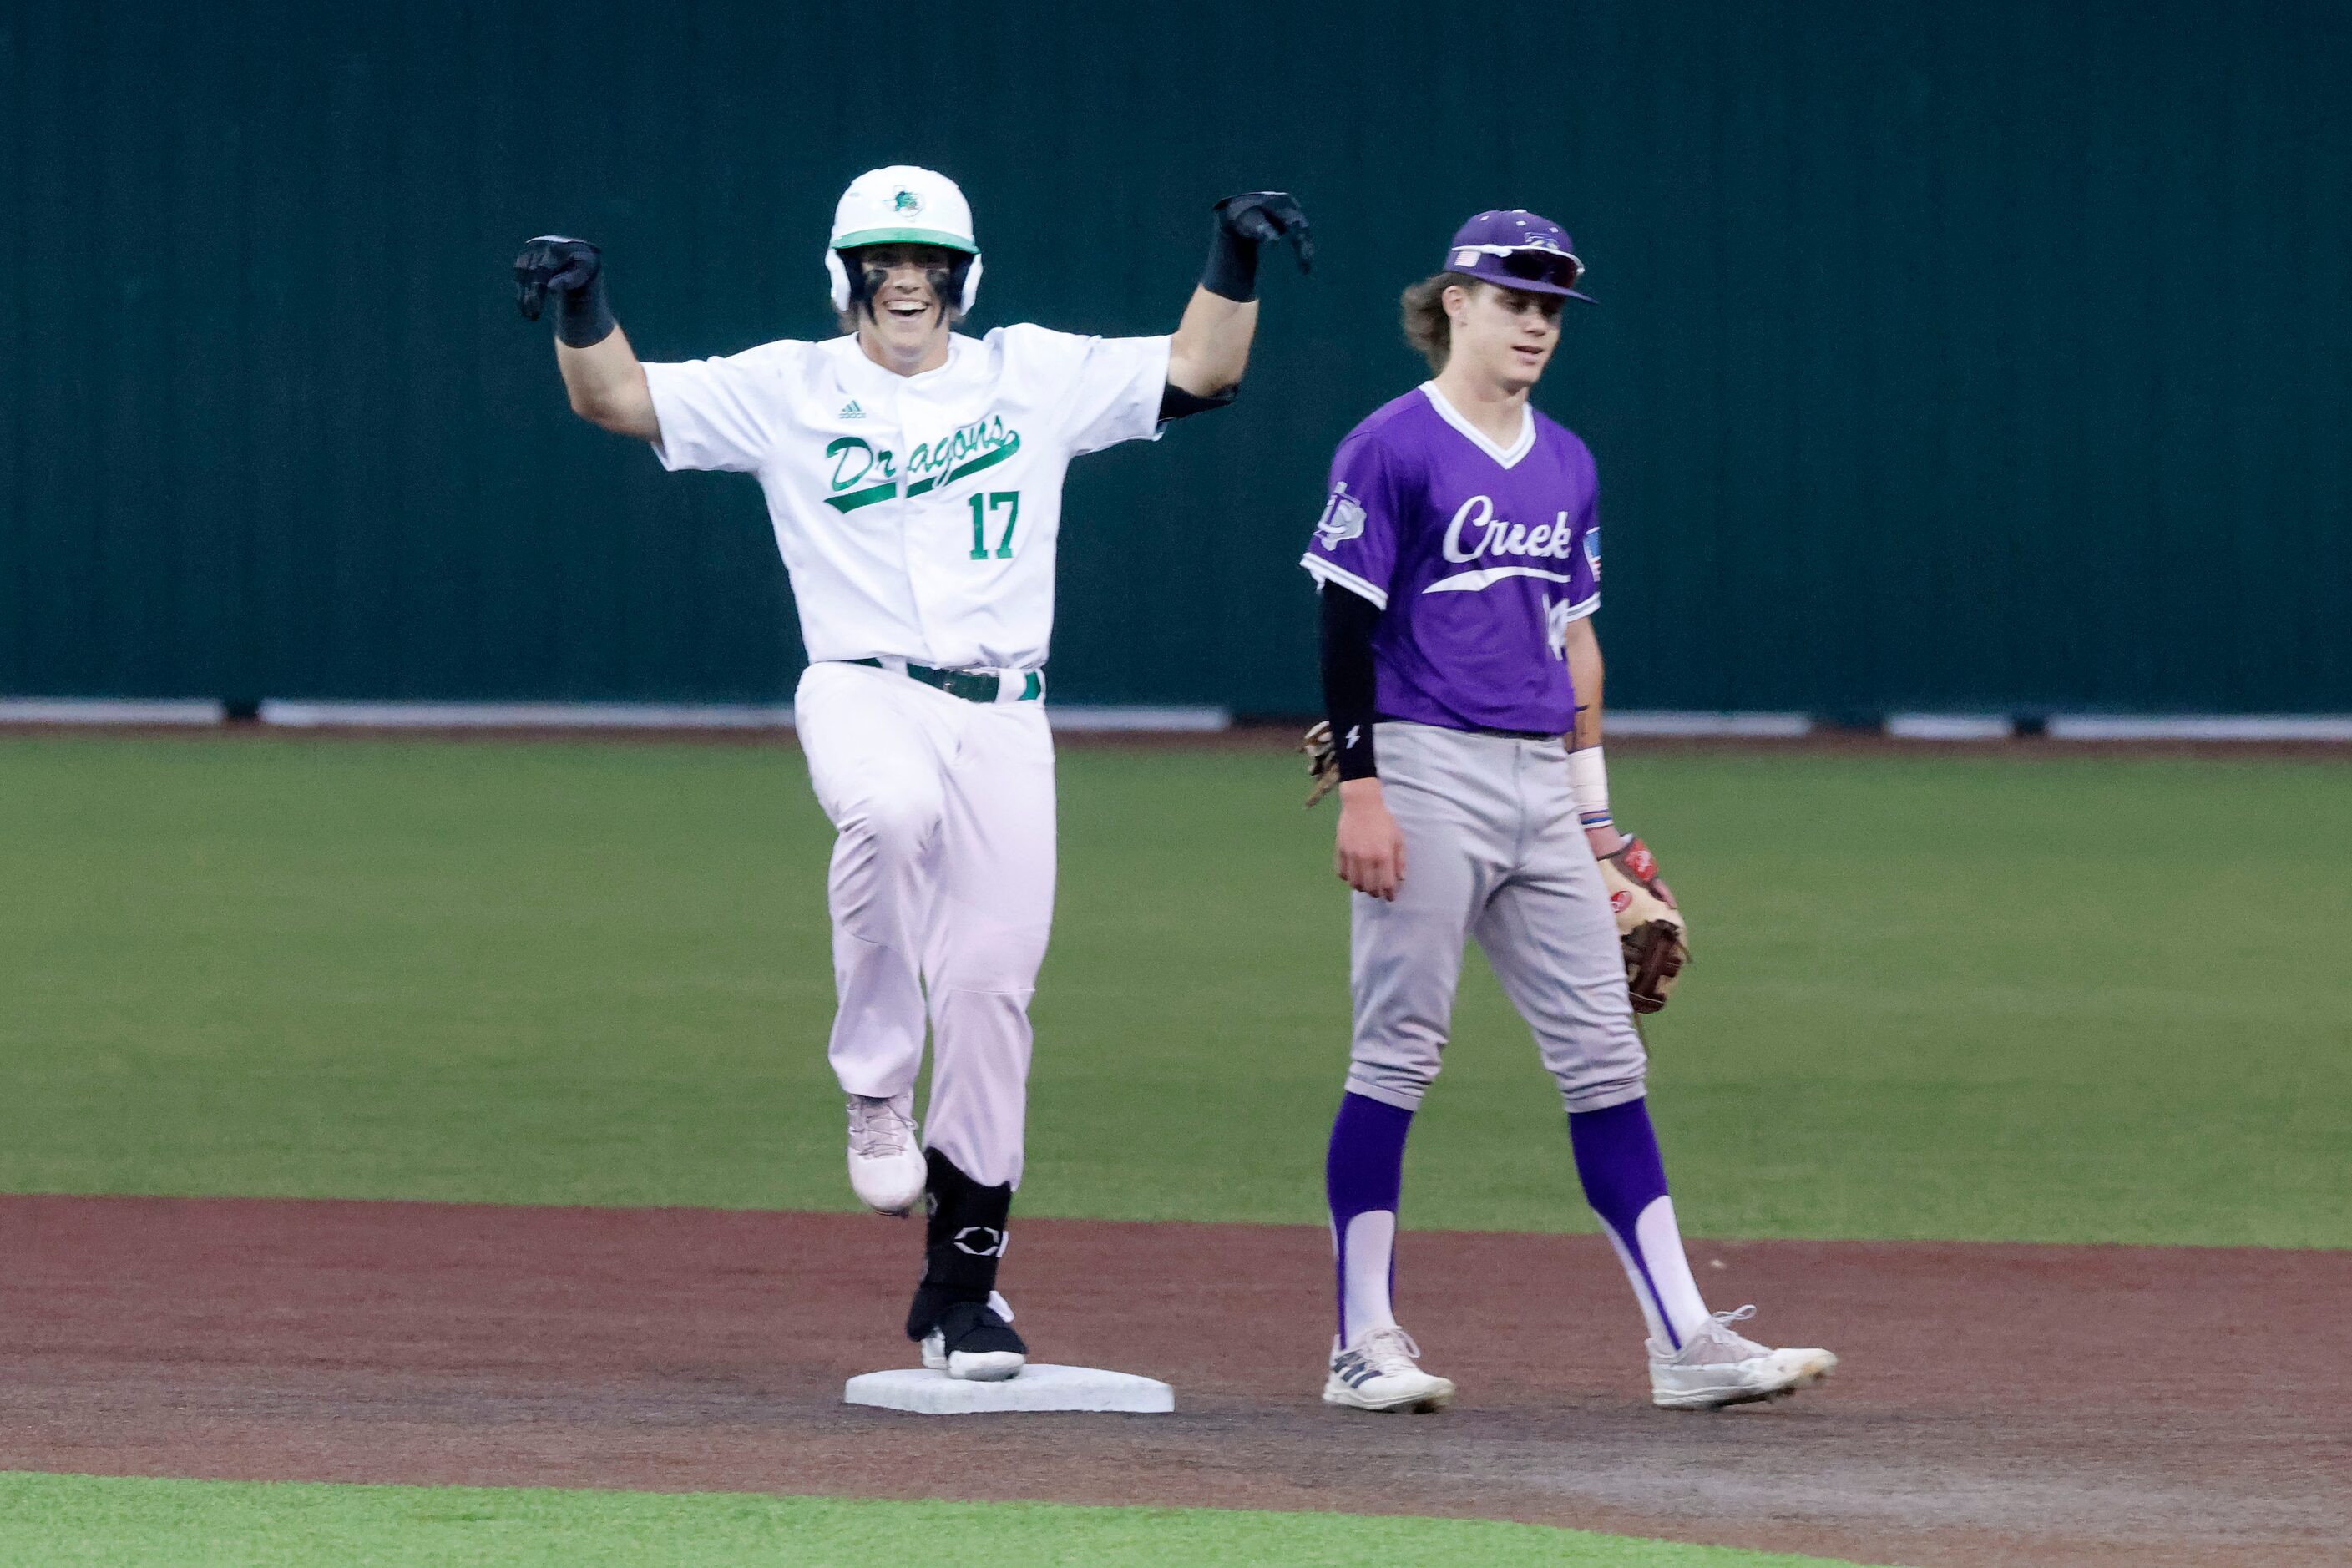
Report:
825,250,852,314
958,254,983,314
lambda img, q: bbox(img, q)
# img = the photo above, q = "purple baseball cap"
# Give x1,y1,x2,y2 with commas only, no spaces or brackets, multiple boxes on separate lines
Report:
1445,209,1593,301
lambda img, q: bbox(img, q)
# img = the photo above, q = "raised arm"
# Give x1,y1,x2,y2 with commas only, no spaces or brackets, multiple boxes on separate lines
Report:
1166,287,1258,400
555,331,655,440
514,237,660,442
1165,193,1313,404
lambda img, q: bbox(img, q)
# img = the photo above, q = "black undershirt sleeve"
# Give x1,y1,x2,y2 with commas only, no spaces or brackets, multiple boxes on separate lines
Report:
1318,582,1382,780
1158,381,1238,422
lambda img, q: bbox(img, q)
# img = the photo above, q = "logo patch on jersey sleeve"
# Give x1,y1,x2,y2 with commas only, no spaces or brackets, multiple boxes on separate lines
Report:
1583,525,1602,579
1314,483,1367,549
1545,594,1575,659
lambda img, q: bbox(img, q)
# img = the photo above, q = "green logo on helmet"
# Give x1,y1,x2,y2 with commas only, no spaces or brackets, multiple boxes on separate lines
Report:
890,189,923,214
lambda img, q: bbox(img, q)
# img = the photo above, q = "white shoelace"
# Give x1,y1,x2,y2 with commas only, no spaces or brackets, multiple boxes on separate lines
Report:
1678,1305,1770,1364
1352,1324,1428,1376
847,1095,914,1157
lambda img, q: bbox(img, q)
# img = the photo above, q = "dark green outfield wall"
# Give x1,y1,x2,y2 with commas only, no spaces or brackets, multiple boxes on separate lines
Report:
3,1,2346,712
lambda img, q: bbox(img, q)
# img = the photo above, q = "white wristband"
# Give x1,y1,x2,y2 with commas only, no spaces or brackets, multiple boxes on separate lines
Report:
1568,745,1611,826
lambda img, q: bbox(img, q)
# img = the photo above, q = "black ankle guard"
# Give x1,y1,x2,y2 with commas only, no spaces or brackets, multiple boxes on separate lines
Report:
905,1149,1012,1340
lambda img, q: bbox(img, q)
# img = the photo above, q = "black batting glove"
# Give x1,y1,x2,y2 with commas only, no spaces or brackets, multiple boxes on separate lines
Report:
1201,191,1313,301
513,235,615,347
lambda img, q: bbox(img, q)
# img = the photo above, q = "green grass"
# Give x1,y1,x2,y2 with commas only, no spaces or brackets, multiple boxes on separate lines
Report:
1,735,2346,1247
0,1474,1873,1566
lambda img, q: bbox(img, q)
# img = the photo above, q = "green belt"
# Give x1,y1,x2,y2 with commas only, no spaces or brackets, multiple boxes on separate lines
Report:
849,658,1043,705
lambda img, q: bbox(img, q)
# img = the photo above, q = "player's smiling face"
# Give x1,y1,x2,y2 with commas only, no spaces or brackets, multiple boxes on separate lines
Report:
1447,281,1562,392
852,244,960,367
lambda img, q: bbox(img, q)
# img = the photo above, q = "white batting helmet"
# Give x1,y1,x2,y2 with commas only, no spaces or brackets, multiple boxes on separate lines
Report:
825,165,983,315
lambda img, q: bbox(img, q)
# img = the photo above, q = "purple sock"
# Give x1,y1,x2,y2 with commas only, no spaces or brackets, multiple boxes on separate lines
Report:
1325,1091,1413,1345
1570,1097,1708,1349
1569,1098,1669,1232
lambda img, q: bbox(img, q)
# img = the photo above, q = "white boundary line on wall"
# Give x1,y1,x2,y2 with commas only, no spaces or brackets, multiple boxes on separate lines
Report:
253,700,1235,734
2045,714,2352,741
8,698,2348,742
1885,713,2017,741
0,698,227,725
258,701,797,730
1606,711,1815,737
1050,706,1230,732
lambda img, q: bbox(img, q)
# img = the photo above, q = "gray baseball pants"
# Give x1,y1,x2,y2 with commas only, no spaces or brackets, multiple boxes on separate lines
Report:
1346,721,1648,1114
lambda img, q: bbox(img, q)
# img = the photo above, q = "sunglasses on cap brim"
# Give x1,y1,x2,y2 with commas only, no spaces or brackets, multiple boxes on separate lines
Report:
1456,242,1586,293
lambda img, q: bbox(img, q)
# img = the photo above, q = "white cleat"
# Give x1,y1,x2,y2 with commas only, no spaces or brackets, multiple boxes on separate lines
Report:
920,1292,1026,1381
845,1092,927,1216
1649,1306,1837,1410
1323,1325,1456,1413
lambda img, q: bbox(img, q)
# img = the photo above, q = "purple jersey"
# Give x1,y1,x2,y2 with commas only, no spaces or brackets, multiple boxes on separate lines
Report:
1301,384,1601,735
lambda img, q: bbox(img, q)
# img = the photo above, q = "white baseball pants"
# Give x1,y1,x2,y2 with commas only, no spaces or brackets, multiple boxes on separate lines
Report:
792,660,1056,1189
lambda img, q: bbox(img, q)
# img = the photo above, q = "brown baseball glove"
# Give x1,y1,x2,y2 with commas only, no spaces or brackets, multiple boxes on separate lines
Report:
1301,721,1340,807
1598,837,1689,1014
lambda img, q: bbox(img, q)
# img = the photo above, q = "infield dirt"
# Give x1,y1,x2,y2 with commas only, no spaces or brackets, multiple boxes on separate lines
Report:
1,1196,2341,1567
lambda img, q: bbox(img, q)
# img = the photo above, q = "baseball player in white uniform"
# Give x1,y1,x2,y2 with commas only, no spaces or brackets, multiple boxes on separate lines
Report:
514,168,1311,1380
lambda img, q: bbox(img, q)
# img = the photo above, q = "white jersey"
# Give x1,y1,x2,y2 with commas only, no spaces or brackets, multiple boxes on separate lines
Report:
644,326,1171,670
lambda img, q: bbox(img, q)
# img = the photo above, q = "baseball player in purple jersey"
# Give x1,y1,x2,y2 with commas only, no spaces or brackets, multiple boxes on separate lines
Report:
1301,210,1837,1413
